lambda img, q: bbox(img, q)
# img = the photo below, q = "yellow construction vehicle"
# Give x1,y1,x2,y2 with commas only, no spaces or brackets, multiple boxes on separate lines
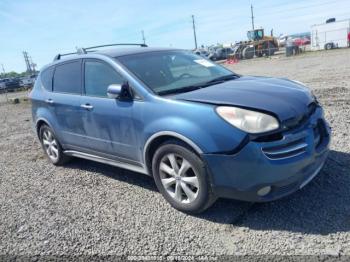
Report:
231,28,279,59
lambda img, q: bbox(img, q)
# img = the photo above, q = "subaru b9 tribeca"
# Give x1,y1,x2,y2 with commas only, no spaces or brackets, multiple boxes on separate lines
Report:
30,45,330,213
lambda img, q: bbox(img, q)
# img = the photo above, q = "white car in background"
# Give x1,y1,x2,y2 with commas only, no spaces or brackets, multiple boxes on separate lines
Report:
278,34,288,47
20,75,37,88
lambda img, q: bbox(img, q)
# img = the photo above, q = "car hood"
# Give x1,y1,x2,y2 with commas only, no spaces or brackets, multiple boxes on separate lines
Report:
172,76,315,124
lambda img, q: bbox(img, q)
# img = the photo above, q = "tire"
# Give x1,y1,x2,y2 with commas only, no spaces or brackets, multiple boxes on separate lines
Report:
242,46,254,59
152,141,216,214
325,43,333,50
39,124,70,165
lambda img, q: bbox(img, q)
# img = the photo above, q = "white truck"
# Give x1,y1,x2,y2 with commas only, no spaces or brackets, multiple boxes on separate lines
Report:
311,19,350,51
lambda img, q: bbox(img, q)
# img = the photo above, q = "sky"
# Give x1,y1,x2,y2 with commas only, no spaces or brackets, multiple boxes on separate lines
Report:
0,0,349,72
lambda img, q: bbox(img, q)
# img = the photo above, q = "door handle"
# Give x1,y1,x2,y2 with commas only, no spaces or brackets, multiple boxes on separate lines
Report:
45,99,54,104
81,103,94,110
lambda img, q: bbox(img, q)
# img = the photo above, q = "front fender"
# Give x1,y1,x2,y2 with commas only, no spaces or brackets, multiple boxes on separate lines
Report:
140,98,247,156
142,116,215,153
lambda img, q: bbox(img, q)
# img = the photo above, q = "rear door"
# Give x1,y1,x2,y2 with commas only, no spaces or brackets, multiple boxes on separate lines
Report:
49,60,86,148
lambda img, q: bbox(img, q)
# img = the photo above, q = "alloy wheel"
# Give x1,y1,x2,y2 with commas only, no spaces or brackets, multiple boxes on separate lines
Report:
42,129,59,161
159,153,199,204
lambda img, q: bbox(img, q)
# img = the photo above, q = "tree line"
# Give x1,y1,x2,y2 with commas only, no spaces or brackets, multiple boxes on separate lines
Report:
1,71,34,78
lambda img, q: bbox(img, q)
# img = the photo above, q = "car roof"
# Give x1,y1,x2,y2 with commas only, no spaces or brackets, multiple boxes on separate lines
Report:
43,47,183,71
97,47,181,57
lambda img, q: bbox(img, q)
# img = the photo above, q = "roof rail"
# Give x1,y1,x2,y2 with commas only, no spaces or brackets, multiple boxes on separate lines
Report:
53,43,148,61
53,52,77,61
84,43,148,50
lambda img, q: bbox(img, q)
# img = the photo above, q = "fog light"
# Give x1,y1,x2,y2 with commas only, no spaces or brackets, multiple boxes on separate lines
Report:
257,186,271,196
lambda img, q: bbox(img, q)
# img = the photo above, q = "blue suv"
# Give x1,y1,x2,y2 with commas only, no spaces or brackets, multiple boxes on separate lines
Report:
30,44,331,213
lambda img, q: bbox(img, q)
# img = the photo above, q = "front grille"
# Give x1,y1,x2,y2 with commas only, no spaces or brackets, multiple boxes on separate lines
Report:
271,182,298,197
254,132,283,142
260,104,326,160
262,138,307,160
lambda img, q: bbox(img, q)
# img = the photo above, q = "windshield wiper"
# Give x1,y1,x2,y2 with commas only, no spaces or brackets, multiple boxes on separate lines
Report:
158,85,202,96
158,74,240,96
205,74,240,84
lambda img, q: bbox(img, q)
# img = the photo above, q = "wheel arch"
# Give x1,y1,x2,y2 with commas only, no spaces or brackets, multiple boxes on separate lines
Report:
143,131,204,175
35,118,54,138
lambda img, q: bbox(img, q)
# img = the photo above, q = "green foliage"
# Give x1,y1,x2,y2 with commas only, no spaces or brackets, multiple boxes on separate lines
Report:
1,71,27,78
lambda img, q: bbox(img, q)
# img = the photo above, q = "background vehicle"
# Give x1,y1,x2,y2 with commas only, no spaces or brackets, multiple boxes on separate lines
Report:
20,77,31,87
277,34,288,47
208,47,233,60
278,32,310,48
230,28,279,59
194,49,209,57
0,78,10,92
311,18,350,50
290,32,311,46
293,36,311,46
5,77,21,92
20,74,37,88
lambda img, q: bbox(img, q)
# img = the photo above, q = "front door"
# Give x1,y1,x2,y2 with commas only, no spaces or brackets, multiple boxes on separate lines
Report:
80,59,139,162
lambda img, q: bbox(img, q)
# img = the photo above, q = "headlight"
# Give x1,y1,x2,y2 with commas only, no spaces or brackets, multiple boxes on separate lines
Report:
216,106,279,134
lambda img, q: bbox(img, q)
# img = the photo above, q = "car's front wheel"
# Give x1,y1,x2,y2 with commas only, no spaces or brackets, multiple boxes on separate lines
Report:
152,141,216,214
39,124,70,165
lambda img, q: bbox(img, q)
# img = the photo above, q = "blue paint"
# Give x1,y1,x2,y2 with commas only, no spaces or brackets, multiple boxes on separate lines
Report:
30,48,330,202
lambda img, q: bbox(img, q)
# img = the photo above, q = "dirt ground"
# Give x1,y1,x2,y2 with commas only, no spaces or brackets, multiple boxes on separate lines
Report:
0,48,349,259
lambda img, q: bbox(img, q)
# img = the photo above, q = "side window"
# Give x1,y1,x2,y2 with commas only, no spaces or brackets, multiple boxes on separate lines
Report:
41,67,54,91
84,60,124,97
53,60,81,94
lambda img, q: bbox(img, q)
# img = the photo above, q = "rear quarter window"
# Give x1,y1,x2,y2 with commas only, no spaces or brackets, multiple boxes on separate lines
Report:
53,60,82,94
41,67,54,91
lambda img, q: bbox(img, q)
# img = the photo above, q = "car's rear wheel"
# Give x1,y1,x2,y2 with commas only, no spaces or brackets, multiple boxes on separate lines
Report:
152,141,216,214
39,124,70,165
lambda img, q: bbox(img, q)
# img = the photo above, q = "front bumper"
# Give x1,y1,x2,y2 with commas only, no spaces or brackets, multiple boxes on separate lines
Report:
203,107,331,202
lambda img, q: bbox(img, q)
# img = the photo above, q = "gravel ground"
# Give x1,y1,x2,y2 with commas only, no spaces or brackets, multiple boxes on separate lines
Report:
0,48,349,259
0,90,29,105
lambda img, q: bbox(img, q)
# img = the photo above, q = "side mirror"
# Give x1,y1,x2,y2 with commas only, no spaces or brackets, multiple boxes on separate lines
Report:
107,82,133,100
107,84,122,99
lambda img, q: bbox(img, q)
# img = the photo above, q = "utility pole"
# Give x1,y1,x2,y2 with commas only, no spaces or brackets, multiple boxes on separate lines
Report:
141,30,146,45
1,64,5,75
191,15,198,50
250,4,255,31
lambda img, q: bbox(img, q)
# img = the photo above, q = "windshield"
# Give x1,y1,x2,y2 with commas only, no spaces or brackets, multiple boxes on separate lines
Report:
117,50,236,95
247,30,263,41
